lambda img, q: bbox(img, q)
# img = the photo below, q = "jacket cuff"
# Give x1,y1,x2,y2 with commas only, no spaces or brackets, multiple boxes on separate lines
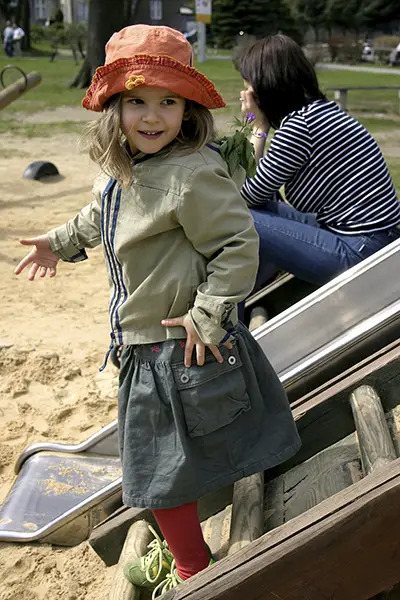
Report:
188,306,235,346
47,225,88,263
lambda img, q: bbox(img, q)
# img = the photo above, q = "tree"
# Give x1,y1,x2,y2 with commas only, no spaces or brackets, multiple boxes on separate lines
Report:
70,0,136,89
325,0,365,35
211,0,299,48
296,0,327,41
360,0,400,29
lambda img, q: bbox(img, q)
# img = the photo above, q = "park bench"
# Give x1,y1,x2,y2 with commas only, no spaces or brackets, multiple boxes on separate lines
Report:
325,85,400,112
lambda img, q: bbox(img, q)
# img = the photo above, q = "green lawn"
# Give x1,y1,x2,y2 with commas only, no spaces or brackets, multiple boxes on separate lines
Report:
1,53,400,192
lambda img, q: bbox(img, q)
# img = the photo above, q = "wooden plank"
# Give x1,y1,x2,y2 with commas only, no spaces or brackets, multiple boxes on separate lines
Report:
228,473,264,556
201,505,232,561
265,433,361,532
264,474,285,531
167,459,400,600
0,71,41,110
282,433,362,521
350,386,397,474
386,405,400,456
89,506,154,566
109,519,153,600
90,485,233,565
266,341,400,479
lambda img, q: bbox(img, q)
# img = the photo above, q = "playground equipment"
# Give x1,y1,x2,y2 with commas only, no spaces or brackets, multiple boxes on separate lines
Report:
0,65,41,111
2,238,400,550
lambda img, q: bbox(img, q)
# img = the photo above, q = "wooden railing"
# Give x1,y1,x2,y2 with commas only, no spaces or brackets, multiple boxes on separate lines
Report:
324,85,400,112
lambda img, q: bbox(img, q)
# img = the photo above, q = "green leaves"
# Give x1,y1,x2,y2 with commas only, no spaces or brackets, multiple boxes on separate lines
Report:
217,114,258,178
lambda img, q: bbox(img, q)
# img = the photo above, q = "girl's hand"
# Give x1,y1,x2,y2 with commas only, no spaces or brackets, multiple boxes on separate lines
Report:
161,314,232,367
14,235,60,281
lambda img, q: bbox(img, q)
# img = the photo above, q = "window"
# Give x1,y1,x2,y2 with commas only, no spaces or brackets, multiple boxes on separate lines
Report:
149,0,162,21
35,0,47,20
76,1,88,21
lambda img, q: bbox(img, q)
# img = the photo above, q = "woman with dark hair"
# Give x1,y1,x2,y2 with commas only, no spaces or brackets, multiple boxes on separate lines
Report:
239,34,400,292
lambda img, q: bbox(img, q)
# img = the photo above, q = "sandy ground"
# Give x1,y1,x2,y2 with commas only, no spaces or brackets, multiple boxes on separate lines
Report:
0,111,119,600
1,105,400,600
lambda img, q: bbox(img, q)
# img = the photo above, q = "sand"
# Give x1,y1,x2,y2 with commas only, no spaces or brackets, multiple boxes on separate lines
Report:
1,105,400,600
0,116,119,600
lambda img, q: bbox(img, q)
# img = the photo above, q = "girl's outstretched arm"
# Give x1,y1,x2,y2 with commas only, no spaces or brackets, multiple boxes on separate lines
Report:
15,235,59,281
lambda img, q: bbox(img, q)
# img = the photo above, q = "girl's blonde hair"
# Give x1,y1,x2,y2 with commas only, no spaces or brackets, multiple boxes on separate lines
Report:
82,94,216,186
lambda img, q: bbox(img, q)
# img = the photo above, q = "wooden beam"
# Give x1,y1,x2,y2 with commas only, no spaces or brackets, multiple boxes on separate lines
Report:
350,385,397,474
108,519,153,600
0,71,41,110
228,473,264,555
166,459,400,600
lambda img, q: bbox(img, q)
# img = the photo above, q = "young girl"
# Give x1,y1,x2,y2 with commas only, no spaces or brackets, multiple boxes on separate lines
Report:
15,25,300,597
239,34,400,294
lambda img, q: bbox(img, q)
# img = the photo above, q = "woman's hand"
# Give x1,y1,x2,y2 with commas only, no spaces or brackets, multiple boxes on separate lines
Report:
239,85,269,132
161,314,232,367
14,235,60,281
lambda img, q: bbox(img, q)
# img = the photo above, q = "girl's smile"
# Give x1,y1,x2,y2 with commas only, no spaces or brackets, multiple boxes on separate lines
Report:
121,86,186,154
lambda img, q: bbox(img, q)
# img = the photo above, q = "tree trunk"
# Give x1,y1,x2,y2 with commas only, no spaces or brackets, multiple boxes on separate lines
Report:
70,0,131,89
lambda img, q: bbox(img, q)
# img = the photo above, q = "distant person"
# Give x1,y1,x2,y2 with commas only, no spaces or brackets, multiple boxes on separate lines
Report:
12,23,24,57
15,24,300,597
238,34,400,295
3,20,13,57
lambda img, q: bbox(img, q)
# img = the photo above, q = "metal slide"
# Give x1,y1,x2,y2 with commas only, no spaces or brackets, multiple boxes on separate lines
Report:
2,238,400,545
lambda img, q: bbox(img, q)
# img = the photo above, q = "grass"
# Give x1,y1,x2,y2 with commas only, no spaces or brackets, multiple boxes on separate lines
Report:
0,51,400,191
0,55,86,113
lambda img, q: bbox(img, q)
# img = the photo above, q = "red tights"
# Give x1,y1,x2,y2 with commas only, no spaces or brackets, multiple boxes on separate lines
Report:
152,501,209,580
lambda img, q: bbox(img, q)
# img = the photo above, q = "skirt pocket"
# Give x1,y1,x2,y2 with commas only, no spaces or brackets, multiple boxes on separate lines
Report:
171,343,250,438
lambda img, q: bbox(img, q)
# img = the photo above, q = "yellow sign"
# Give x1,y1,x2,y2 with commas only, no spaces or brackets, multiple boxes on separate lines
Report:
196,0,212,24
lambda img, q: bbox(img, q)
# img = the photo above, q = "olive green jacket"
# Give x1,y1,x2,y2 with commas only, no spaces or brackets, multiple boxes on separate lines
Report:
47,145,259,346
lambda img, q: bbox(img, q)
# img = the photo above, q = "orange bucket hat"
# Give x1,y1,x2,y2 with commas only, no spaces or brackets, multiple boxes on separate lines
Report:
82,24,226,112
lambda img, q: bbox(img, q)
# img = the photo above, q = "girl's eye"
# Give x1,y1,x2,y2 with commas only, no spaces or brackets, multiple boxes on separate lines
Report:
162,98,176,105
127,98,143,105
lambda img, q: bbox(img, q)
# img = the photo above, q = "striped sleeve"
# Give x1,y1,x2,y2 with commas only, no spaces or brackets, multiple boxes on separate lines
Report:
241,114,312,208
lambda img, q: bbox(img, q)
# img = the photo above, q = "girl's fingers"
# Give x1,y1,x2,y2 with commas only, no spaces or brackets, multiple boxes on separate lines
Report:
209,345,224,363
14,254,33,275
49,266,57,278
39,266,47,278
28,262,39,281
19,237,40,246
161,316,183,327
223,341,233,350
195,343,205,366
184,340,194,368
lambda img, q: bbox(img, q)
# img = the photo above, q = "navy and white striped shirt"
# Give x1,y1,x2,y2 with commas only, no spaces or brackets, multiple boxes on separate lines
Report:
241,99,400,234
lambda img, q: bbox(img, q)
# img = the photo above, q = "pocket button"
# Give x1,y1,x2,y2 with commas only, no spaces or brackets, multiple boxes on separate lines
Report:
180,373,190,384
228,356,236,365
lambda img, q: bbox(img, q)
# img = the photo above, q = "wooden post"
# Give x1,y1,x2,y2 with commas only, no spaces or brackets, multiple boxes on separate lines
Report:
248,306,268,332
108,519,153,600
350,385,397,475
0,71,41,111
227,473,264,556
334,89,348,111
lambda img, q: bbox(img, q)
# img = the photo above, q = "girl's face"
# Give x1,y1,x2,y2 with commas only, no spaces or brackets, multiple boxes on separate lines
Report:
121,86,186,154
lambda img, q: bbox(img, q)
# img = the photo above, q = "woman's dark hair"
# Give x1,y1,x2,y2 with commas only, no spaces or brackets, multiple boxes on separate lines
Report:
239,34,326,129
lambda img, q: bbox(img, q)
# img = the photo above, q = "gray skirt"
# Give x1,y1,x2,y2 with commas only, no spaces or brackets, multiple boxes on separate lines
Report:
118,322,301,509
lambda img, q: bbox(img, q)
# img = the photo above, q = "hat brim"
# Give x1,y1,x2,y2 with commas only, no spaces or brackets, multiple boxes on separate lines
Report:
82,55,226,111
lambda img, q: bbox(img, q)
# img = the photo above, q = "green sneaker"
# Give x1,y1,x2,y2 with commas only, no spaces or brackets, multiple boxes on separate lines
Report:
151,555,215,599
123,524,174,589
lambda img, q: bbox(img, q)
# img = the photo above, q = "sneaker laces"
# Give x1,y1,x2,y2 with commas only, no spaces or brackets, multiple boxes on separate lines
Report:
140,524,172,584
152,560,182,599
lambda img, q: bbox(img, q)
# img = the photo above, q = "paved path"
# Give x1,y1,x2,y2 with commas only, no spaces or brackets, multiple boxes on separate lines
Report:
316,63,400,75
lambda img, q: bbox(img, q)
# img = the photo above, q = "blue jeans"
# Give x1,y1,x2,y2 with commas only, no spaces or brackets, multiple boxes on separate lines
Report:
250,200,400,294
